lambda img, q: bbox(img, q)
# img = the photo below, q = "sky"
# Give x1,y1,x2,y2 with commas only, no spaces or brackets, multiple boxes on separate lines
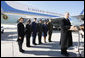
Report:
12,1,84,16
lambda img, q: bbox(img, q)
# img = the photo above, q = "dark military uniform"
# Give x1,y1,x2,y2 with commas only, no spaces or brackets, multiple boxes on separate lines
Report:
31,22,37,45
25,24,32,47
47,22,53,42
37,23,43,44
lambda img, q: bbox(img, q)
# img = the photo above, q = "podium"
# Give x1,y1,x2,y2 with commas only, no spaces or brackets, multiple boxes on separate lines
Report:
70,26,84,57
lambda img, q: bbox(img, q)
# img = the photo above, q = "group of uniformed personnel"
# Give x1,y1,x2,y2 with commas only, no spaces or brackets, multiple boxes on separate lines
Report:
17,18,53,53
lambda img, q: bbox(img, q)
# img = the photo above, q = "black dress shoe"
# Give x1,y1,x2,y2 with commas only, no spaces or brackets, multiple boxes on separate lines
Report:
27,46,31,47
33,43,37,45
20,50,25,53
49,41,52,42
61,52,69,56
66,52,70,55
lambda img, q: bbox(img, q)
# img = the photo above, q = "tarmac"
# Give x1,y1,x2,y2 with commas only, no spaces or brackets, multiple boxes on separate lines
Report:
1,24,84,57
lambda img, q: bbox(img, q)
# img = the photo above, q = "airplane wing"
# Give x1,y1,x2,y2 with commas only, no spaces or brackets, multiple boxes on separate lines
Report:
71,9,84,21
71,15,84,21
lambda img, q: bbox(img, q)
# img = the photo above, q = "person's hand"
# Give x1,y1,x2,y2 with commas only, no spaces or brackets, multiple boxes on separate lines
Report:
69,26,78,30
69,26,75,30
19,37,21,39
74,27,78,30
79,26,84,30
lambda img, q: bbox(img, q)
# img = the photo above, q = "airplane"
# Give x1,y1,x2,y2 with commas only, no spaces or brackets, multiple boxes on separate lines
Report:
1,1,84,30
1,1,63,24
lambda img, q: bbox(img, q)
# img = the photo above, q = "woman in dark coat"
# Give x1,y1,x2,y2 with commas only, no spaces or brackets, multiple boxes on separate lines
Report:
25,19,32,47
42,21,48,43
17,17,25,53
60,12,73,56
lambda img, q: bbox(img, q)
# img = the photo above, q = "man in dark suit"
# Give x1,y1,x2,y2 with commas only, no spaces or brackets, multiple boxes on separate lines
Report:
47,19,53,42
37,19,43,44
60,12,74,56
17,17,25,53
31,18,37,45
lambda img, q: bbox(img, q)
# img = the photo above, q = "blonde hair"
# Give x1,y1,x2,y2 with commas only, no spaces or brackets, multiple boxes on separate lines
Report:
18,17,24,21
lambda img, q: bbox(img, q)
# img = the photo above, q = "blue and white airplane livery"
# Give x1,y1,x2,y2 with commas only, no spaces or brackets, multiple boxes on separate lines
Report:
1,1,84,26
1,1,63,24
